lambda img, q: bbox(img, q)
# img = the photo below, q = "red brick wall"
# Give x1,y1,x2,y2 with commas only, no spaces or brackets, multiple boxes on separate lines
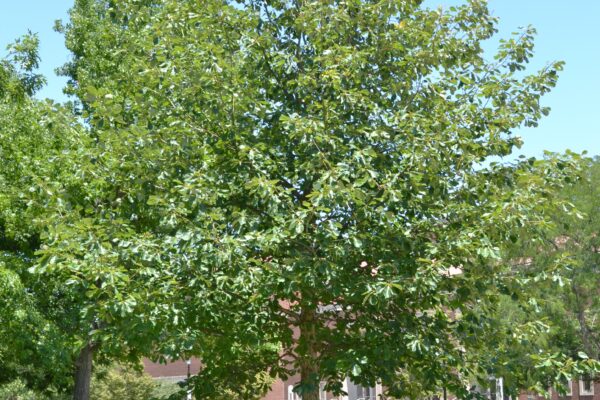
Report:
262,377,286,400
142,363,600,400
142,358,202,379
143,358,290,399
519,380,600,400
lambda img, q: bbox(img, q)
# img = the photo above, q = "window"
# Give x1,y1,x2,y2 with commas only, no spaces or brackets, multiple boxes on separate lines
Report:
580,378,594,396
490,378,503,400
488,377,513,400
495,378,504,400
565,380,573,396
356,385,375,400
288,386,301,400
319,382,327,400
555,379,573,396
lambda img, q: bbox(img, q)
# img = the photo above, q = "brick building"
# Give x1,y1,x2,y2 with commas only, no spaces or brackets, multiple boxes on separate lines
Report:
143,358,201,384
518,379,599,400
143,360,599,400
143,359,600,400
143,357,382,399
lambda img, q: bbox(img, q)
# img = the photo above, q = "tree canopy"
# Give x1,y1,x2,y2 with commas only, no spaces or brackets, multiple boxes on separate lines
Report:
0,1,598,400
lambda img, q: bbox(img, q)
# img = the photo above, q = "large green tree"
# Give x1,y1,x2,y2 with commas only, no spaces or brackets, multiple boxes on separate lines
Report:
34,1,598,399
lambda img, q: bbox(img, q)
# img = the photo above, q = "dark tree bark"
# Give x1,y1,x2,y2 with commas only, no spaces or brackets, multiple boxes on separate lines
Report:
300,364,320,400
299,307,320,400
573,284,599,359
72,342,94,400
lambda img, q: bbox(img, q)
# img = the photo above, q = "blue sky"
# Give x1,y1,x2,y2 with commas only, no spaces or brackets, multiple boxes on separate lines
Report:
0,1,72,102
1,0,598,158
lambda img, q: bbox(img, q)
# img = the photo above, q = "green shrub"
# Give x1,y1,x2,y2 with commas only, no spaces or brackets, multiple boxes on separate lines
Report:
90,363,188,400
91,364,157,400
0,379,50,400
151,380,185,400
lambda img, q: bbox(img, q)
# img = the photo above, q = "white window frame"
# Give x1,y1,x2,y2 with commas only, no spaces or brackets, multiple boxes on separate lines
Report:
580,378,594,396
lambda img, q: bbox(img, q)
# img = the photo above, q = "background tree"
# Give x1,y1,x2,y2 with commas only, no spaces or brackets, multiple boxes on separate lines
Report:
0,33,80,397
553,157,600,360
485,156,600,396
0,31,154,400
454,155,600,399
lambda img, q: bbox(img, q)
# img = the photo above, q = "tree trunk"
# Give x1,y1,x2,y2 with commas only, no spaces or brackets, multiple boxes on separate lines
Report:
72,342,94,400
573,284,599,359
577,308,597,358
299,307,320,400
300,363,320,400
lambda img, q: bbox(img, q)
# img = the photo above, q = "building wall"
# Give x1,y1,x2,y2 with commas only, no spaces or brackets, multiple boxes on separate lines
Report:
142,358,201,380
518,380,600,400
143,358,288,398
262,377,286,400
143,360,380,400
149,359,600,400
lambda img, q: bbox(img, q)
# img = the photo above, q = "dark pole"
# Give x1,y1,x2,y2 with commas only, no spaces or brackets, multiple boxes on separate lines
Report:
444,387,447,400
187,359,192,400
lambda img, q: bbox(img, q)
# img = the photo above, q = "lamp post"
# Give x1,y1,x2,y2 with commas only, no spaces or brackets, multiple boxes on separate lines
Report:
186,359,192,400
